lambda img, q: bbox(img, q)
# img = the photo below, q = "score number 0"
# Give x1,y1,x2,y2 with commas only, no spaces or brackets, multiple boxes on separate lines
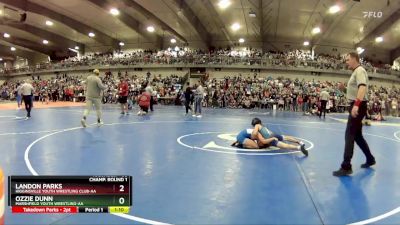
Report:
119,185,125,205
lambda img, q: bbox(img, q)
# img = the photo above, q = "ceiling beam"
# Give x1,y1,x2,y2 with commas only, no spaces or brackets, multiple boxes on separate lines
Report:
0,22,84,51
273,0,281,40
120,0,187,43
312,1,355,50
0,52,15,60
260,0,264,49
202,0,233,45
390,46,400,62
172,0,211,47
87,0,161,43
301,0,321,37
0,44,35,59
0,36,54,55
356,9,400,48
0,0,119,47
260,0,278,52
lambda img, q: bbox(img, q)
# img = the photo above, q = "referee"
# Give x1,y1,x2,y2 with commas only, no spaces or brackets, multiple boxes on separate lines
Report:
81,69,107,127
19,80,35,118
333,52,375,176
319,87,329,118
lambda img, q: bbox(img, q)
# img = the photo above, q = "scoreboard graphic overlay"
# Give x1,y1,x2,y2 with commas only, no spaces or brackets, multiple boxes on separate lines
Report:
8,176,132,214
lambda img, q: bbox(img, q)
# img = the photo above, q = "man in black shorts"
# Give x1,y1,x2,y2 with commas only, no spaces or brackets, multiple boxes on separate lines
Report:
118,78,129,115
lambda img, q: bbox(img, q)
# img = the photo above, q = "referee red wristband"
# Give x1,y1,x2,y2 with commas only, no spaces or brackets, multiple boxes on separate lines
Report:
354,98,361,107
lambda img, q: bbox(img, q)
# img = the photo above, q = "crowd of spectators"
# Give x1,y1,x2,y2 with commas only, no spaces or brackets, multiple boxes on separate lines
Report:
199,74,400,118
0,73,84,103
101,71,184,104
0,71,185,106
2,48,399,76
1,71,399,118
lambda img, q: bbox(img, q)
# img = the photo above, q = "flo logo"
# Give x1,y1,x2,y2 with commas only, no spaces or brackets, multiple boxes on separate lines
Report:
177,132,313,156
363,11,383,18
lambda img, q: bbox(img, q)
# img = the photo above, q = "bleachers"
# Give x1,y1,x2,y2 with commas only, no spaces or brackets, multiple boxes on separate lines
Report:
2,49,399,77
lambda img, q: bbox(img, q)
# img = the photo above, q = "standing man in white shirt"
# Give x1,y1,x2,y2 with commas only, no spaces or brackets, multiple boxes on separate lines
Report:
81,69,107,127
319,87,330,118
145,82,154,112
19,80,35,118
193,81,204,118
15,83,22,109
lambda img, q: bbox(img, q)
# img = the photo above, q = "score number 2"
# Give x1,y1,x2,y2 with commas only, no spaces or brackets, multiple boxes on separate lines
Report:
119,185,125,205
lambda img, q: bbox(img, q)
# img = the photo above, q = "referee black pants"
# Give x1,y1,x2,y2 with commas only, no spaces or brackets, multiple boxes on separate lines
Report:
150,96,154,111
341,101,375,170
185,100,192,114
319,100,327,118
23,95,33,117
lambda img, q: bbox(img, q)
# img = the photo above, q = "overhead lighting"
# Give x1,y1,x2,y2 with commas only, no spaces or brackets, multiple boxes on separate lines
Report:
68,48,79,53
303,41,310,46
312,27,321,34
218,0,231,9
4,33,10,38
109,8,120,16
170,38,176,43
0,58,3,61
249,11,256,17
329,5,341,14
356,47,365,54
231,23,241,31
45,20,53,26
88,32,95,37
74,46,79,50
42,40,49,44
119,42,125,46
375,36,383,43
239,38,245,43
147,26,155,32
11,47,16,51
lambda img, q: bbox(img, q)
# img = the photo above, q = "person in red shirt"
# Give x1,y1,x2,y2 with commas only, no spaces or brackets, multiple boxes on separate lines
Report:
137,89,150,116
118,78,129,115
